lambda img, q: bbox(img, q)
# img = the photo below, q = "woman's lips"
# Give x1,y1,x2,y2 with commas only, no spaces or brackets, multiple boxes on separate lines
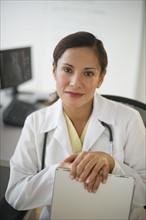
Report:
65,91,84,98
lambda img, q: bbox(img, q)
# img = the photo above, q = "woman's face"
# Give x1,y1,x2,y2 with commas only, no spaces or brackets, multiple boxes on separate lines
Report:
53,47,106,111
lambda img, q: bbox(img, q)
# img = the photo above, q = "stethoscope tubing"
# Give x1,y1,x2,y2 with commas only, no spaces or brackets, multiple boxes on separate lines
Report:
100,121,113,142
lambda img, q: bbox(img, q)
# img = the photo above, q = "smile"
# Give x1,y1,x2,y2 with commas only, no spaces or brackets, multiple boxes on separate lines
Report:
65,91,84,98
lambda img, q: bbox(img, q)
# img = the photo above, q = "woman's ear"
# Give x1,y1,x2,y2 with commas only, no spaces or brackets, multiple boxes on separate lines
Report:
97,69,106,88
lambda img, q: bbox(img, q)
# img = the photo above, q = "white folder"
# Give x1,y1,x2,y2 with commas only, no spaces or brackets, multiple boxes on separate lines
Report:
51,168,135,220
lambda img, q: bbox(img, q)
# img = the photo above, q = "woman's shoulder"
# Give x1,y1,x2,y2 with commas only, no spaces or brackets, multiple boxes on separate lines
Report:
98,93,139,114
96,93,142,123
24,98,62,129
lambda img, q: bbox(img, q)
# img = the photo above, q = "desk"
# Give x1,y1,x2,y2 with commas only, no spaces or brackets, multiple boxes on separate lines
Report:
0,116,22,166
0,92,22,166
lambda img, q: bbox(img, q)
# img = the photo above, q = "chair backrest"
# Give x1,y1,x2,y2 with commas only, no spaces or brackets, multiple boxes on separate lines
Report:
102,95,146,127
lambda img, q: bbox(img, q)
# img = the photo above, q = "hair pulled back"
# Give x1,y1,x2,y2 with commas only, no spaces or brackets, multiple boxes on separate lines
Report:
53,31,108,74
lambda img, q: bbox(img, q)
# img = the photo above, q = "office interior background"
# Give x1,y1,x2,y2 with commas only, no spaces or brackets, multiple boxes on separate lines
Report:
1,0,145,102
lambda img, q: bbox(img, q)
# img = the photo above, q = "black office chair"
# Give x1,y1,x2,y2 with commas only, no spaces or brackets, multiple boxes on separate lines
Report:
0,198,27,220
0,95,145,220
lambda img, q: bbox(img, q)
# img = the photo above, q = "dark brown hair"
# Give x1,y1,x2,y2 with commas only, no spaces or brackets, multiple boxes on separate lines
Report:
53,31,108,74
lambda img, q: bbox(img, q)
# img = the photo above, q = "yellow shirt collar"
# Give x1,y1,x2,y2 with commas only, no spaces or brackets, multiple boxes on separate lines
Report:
64,112,88,153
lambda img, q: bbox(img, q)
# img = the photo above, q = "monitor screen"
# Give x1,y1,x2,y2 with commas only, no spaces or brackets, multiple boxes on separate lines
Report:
0,47,32,91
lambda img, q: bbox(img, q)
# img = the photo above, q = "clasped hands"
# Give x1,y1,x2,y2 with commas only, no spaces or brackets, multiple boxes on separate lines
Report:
59,151,115,193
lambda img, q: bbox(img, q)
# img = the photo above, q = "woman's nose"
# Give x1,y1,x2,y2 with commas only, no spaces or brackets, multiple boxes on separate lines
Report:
70,73,82,87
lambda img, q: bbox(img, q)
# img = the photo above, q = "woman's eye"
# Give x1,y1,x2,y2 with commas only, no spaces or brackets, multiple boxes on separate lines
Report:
63,67,72,73
84,71,95,77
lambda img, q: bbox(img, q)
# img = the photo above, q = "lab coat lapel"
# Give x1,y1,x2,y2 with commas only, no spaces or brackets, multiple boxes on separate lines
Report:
53,121,73,155
83,117,105,151
40,99,73,155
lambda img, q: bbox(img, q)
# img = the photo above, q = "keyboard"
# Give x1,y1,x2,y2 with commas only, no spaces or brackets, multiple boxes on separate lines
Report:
3,99,37,127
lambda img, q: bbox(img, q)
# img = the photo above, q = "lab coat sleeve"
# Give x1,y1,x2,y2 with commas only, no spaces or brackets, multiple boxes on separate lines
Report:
5,114,58,210
112,110,146,207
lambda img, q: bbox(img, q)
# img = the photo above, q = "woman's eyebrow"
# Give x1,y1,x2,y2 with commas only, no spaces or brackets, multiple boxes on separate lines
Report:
84,67,97,70
63,63,73,68
63,63,97,70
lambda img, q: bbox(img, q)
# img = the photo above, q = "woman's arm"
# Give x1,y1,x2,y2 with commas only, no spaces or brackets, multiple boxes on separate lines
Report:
5,115,58,210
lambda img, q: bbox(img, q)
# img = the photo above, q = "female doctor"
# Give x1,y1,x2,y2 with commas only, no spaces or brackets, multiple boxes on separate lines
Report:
5,31,145,219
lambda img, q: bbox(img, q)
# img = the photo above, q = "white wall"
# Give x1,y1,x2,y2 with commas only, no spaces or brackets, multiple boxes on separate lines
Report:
1,0,145,102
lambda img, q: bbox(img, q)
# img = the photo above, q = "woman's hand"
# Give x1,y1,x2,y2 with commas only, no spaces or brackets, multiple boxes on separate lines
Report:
64,151,115,193
59,161,72,169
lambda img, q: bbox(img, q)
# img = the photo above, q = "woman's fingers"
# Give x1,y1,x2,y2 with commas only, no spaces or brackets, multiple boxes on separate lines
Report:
78,154,102,182
91,173,104,193
64,151,114,193
64,154,78,163
101,165,109,184
84,172,103,193
70,152,98,180
85,161,109,184
70,152,87,179
59,162,72,169
83,167,108,193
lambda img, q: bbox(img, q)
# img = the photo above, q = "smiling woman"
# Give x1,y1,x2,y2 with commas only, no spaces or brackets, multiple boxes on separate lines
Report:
3,31,146,220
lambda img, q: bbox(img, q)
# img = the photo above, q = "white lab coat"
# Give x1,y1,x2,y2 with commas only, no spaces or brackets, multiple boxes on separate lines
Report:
5,92,146,219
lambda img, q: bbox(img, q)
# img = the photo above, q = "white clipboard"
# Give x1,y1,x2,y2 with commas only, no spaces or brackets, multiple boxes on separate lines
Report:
51,168,135,220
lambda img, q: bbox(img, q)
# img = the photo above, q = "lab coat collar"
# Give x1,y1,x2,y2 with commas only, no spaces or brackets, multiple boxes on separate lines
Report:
40,92,115,133
40,92,116,153
40,98,66,133
93,91,115,126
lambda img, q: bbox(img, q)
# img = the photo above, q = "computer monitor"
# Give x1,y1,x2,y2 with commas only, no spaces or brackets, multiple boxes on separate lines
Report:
0,47,32,94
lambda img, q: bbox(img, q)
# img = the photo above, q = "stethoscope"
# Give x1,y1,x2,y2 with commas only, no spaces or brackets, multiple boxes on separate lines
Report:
100,121,113,156
41,121,113,170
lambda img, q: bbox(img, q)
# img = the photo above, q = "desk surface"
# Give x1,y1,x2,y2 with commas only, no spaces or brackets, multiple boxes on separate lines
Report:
0,90,47,166
0,119,22,166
